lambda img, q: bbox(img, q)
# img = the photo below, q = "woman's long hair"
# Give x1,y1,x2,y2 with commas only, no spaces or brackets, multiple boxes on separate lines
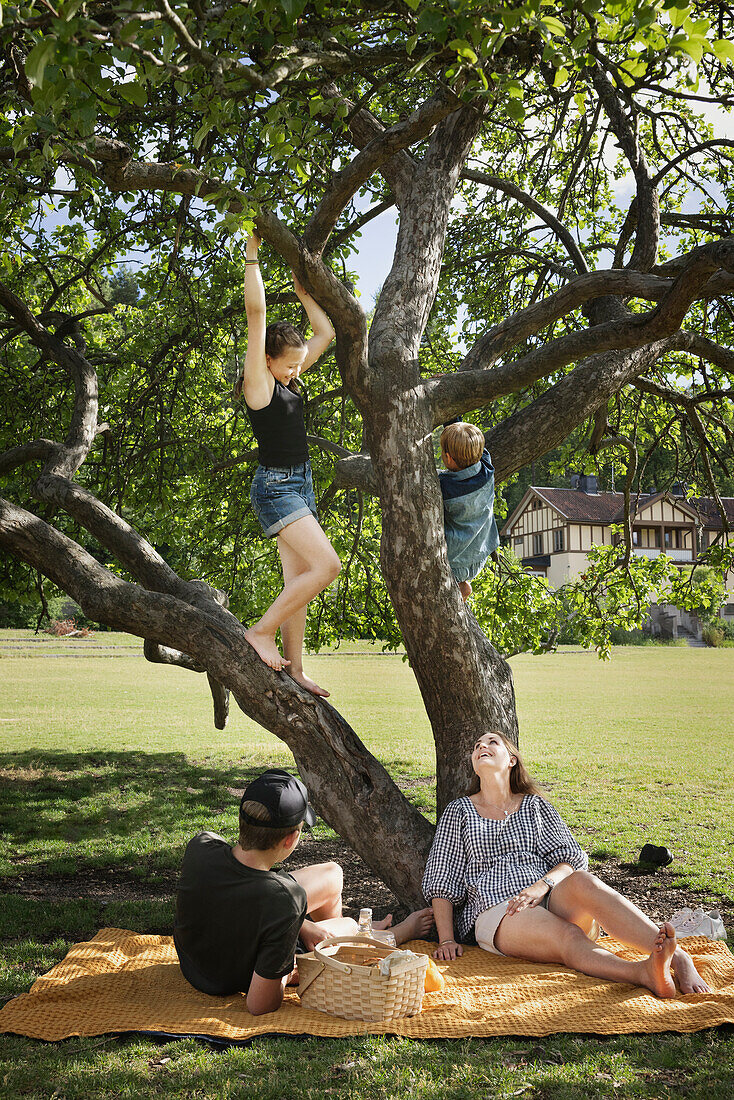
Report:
466,730,543,797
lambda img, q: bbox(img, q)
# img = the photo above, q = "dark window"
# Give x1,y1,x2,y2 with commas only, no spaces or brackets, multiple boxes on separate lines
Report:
654,528,661,548
632,530,639,546
533,533,543,555
532,499,541,510
514,536,523,546
553,528,564,552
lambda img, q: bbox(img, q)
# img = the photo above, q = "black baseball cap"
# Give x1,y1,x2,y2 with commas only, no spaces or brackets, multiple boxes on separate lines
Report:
240,769,316,830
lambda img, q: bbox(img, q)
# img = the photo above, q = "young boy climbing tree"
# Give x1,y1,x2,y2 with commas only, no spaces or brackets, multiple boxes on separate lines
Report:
439,420,499,600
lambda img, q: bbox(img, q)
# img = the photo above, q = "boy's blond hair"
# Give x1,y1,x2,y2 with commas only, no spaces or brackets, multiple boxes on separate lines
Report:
440,422,485,469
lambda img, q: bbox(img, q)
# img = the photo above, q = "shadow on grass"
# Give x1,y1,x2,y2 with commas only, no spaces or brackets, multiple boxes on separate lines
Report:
0,751,269,883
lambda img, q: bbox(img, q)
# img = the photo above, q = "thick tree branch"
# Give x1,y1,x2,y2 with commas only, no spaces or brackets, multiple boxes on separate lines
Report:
0,280,97,478
304,88,458,255
71,136,369,396
486,340,671,485
369,104,486,371
319,82,417,207
143,638,205,673
34,473,195,599
426,239,734,420
461,169,589,275
142,639,230,728
0,439,62,477
0,496,433,904
452,269,674,376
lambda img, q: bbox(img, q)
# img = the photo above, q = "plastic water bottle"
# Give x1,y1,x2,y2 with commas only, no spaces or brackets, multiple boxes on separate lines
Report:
357,907,396,946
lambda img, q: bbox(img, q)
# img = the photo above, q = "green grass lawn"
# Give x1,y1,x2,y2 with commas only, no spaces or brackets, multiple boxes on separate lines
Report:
1,632,733,1098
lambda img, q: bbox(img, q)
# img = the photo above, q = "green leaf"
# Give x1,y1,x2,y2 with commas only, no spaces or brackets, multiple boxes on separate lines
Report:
449,39,478,64
25,39,57,88
506,98,525,122
668,5,688,29
676,35,704,63
713,38,734,65
553,65,569,87
193,119,215,149
540,15,566,37
118,81,148,107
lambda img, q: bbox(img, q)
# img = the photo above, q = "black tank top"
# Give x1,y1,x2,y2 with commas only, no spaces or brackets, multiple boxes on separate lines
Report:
245,380,309,467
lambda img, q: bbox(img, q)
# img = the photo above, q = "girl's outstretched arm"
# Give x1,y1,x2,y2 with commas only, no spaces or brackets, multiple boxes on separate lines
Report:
293,274,335,372
242,235,273,410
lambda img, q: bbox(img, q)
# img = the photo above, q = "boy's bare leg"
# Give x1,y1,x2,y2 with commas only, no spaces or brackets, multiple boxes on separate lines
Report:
291,863,434,948
291,861,344,920
245,516,340,681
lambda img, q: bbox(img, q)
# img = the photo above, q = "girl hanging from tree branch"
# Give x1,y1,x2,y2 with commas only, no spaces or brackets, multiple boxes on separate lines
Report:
237,234,340,697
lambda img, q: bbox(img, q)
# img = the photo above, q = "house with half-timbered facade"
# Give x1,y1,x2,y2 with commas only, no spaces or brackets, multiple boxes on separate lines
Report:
500,476,734,629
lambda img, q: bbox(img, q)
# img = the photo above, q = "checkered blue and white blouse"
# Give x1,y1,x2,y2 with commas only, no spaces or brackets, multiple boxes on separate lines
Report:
422,794,589,942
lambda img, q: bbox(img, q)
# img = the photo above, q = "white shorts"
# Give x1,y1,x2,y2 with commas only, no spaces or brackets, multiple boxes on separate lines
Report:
474,895,550,956
474,896,600,956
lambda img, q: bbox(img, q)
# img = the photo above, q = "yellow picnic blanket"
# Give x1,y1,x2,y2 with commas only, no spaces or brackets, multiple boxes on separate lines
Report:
1,928,733,1040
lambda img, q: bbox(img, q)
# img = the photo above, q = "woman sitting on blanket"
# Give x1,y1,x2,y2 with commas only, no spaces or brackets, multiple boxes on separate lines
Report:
423,731,710,997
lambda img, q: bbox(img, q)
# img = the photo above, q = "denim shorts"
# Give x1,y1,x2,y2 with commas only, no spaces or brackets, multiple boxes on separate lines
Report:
250,461,318,538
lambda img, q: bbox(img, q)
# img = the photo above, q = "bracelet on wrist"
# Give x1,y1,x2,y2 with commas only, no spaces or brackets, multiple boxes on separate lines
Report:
245,259,259,265
439,939,456,945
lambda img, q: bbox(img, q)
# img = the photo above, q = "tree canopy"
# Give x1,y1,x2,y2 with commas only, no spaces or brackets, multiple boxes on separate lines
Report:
2,0,734,901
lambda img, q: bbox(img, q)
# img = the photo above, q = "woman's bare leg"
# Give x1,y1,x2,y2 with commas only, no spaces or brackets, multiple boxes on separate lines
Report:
548,871,710,994
494,905,678,997
290,862,357,948
277,535,330,696
245,515,340,676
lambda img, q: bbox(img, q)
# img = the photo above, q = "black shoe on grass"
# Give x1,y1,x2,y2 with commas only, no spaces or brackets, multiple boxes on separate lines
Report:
639,844,673,867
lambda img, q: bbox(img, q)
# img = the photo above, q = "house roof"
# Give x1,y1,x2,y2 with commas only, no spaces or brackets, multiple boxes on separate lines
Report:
690,496,734,531
502,487,734,535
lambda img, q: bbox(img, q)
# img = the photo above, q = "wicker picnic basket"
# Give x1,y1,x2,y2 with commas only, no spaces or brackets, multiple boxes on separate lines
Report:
297,935,428,1022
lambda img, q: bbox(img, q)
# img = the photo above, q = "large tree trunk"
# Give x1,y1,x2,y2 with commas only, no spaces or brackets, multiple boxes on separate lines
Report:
368,388,518,818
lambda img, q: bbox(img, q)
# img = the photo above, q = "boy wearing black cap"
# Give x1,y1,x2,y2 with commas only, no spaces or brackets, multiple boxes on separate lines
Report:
174,769,432,1015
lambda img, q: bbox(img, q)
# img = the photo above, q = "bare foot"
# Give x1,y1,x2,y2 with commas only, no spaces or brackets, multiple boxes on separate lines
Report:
459,580,472,601
244,627,290,671
640,922,678,998
391,908,434,945
373,914,394,931
673,947,711,994
288,669,330,698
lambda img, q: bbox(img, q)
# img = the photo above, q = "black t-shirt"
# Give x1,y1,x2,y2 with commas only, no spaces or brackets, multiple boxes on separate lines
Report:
245,380,309,467
173,832,307,996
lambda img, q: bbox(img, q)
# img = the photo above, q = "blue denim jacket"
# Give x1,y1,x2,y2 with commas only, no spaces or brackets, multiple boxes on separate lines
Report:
439,450,499,583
